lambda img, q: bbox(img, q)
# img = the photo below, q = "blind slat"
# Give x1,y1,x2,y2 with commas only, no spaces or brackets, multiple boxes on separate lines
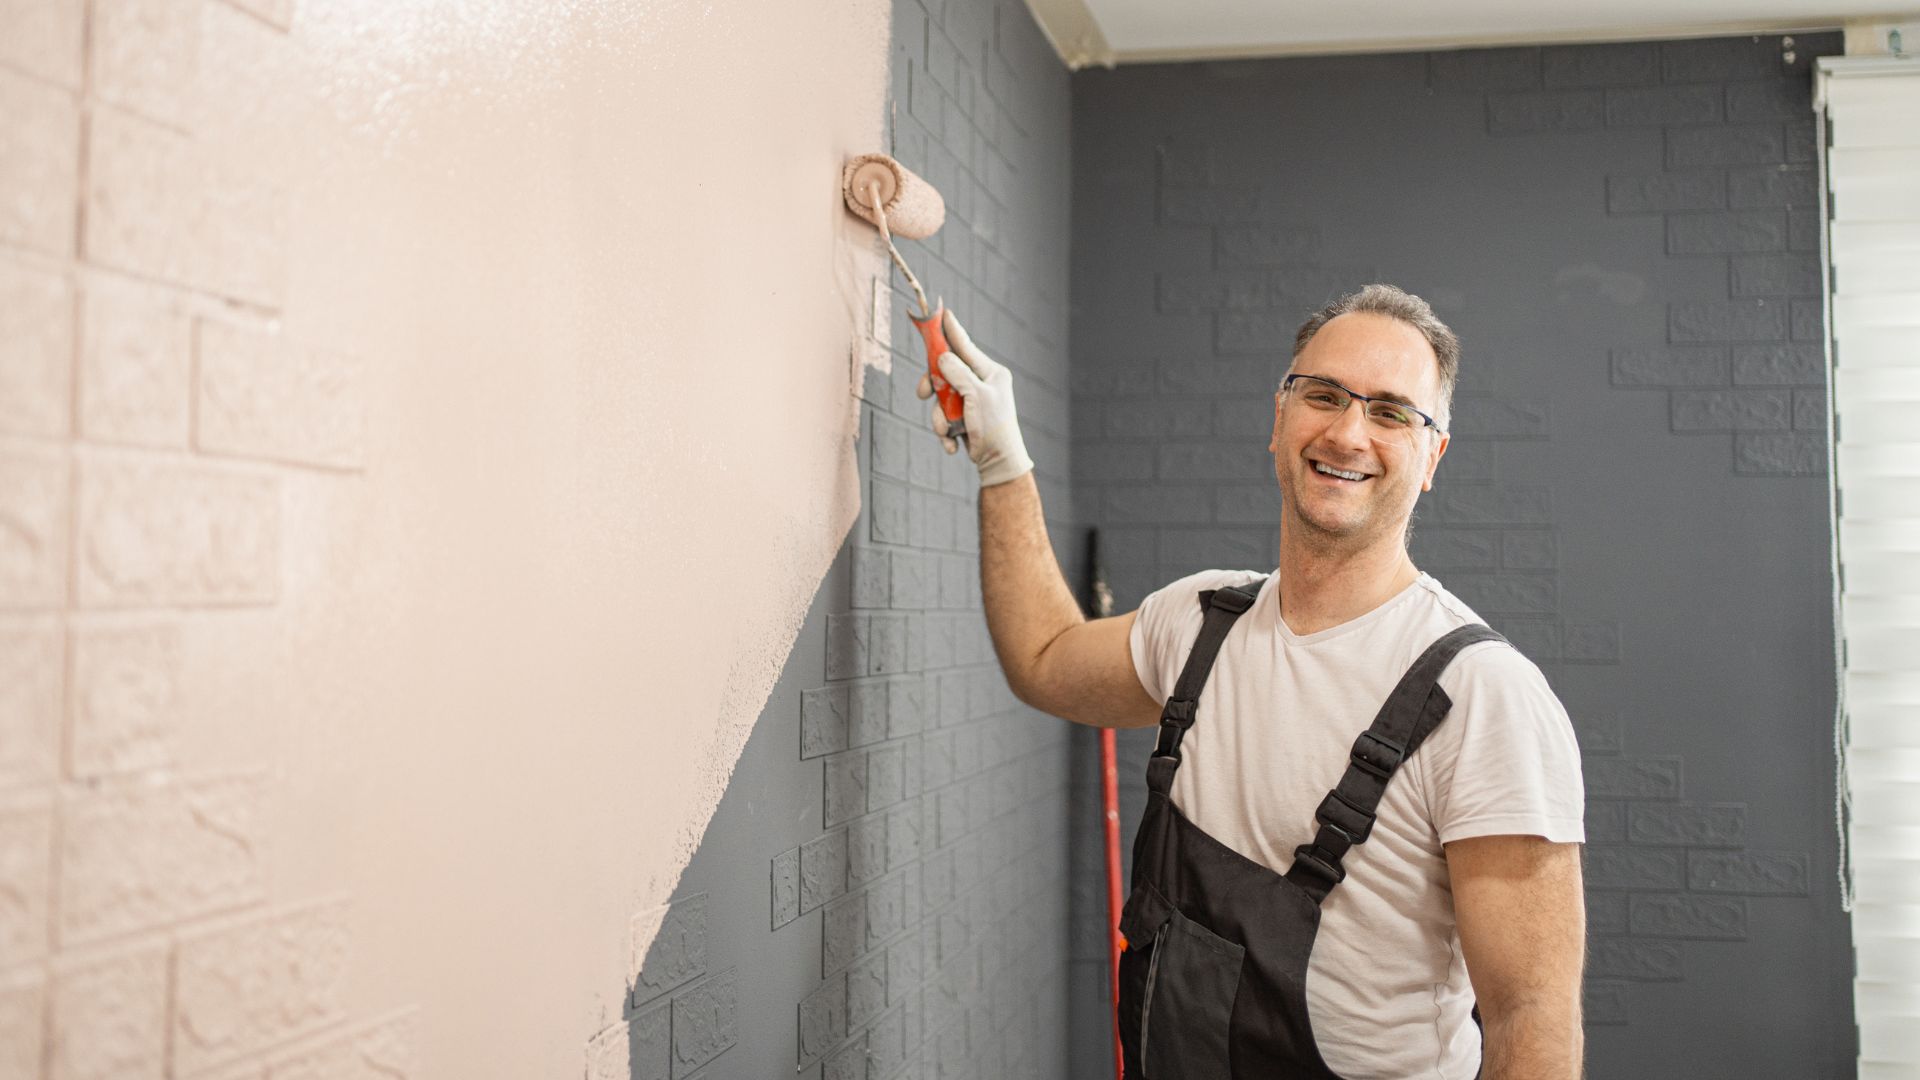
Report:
1831,147,1920,221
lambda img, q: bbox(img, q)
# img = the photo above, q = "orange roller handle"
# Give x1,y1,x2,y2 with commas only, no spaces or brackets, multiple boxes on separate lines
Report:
911,303,966,439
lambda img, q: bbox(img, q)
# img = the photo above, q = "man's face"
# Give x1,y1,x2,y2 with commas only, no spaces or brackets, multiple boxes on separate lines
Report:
1269,312,1450,549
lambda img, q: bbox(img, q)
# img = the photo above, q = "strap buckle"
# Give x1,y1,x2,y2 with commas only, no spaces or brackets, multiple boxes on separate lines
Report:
1161,697,1197,728
1291,843,1347,887
1349,730,1405,781
1315,790,1376,844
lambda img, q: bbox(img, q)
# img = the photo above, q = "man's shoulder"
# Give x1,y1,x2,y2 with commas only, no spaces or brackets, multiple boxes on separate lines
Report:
1142,568,1270,612
1403,574,1553,685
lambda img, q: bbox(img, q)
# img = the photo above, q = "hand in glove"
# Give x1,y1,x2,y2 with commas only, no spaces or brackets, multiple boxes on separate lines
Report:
916,308,1035,488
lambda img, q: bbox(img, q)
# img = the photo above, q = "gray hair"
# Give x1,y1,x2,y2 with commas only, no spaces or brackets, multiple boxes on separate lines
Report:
1291,283,1460,431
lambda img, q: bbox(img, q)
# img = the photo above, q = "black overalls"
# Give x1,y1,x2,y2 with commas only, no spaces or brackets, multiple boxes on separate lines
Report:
1116,578,1506,1079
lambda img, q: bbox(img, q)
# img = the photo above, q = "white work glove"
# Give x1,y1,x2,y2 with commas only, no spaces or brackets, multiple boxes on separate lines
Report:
916,308,1035,488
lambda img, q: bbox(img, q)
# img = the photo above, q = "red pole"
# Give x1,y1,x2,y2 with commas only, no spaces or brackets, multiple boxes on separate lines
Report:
1101,726,1125,1080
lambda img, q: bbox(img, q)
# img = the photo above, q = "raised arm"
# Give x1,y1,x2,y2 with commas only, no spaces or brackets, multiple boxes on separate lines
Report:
920,310,1160,729
1447,834,1587,1079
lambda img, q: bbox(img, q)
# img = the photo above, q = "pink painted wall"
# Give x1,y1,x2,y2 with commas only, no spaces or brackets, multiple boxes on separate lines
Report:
0,0,891,1075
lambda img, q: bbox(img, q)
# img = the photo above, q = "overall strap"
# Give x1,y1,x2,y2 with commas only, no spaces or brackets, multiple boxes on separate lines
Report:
1144,579,1267,796
1285,623,1509,904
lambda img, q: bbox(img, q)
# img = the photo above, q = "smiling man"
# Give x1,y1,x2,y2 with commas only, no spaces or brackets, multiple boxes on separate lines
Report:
921,283,1586,1078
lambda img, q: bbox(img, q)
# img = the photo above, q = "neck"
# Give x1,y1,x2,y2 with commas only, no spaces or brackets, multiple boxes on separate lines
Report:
1274,523,1420,636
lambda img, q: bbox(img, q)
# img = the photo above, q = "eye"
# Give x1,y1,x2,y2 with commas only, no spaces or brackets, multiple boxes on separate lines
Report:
1369,404,1416,427
1302,389,1344,407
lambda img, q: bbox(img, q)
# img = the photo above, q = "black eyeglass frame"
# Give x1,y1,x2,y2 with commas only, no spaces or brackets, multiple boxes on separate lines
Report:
1280,373,1445,435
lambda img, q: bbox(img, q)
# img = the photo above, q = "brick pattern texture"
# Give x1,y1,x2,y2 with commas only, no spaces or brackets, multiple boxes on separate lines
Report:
782,0,1076,1073
589,0,1076,1077
0,3,411,1079
1069,33,1850,1079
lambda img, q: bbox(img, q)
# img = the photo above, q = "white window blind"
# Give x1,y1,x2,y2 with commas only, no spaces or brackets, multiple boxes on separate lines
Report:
1818,54,1920,1080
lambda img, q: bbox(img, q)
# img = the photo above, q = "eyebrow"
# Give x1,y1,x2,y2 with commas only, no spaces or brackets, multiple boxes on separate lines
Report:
1297,372,1420,408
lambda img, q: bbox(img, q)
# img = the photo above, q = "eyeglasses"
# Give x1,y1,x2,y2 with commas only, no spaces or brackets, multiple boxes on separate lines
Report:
1281,373,1443,434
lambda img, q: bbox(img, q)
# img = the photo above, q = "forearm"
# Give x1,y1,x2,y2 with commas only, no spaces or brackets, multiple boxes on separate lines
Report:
1480,996,1583,1079
978,473,1085,701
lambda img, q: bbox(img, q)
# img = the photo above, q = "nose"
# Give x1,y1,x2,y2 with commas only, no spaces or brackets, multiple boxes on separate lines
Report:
1315,396,1373,454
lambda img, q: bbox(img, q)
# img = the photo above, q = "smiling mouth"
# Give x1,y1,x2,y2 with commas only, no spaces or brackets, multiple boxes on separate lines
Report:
1311,461,1371,483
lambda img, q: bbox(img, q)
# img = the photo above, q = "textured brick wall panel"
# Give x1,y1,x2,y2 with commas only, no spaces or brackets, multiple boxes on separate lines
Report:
68,620,180,778
1605,172,1725,215
1628,803,1746,846
1732,343,1823,385
1214,224,1320,267
1666,211,1786,255
632,893,709,1005
1158,357,1280,396
1584,757,1683,800
0,67,80,257
266,1009,422,1080
1429,49,1541,92
0,445,71,610
1584,980,1630,1025
90,0,202,129
78,277,194,448
75,456,280,608
1609,346,1731,387
59,772,266,944
0,258,75,439
49,940,170,1080
1575,714,1626,755
1418,482,1552,526
1666,124,1785,168
0,0,84,87
1668,300,1789,343
670,970,738,1078
0,794,54,963
84,105,199,287
1160,186,1284,226
1604,85,1722,127
1409,528,1500,571
1629,895,1748,940
1670,388,1791,432
196,319,366,470
1725,79,1813,122
1588,891,1628,934
1729,253,1821,297
0,970,45,1080
1450,396,1549,438
801,827,850,914
1561,620,1620,662
1587,939,1683,981
1660,38,1782,82
1687,850,1810,895
1543,43,1659,88
1485,90,1603,134
1735,431,1825,475
171,900,351,1075
0,620,62,787
1434,573,1556,615
1727,165,1818,209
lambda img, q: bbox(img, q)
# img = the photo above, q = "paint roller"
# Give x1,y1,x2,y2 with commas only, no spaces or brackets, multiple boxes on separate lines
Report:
842,153,964,440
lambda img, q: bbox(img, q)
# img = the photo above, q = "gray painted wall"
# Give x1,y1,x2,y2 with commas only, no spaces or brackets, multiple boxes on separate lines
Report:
1067,33,1854,1080
627,0,1078,1077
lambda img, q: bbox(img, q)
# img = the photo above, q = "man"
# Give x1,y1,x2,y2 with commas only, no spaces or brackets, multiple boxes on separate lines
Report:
918,284,1586,1079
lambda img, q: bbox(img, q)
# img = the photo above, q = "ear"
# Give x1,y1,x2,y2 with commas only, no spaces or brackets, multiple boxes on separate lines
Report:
1269,391,1284,453
1421,431,1450,492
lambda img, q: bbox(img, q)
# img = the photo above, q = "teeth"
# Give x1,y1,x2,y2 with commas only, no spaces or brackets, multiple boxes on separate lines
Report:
1314,462,1367,481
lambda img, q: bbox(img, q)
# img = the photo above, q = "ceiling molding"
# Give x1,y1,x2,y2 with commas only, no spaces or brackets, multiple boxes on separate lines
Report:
1020,0,1118,69
1048,15,1855,68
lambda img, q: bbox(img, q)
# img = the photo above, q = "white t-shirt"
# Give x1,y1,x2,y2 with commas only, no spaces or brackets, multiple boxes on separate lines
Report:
1128,569,1585,1080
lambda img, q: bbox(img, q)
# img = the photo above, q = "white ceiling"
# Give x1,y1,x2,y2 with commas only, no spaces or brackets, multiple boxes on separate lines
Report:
1061,0,1897,62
